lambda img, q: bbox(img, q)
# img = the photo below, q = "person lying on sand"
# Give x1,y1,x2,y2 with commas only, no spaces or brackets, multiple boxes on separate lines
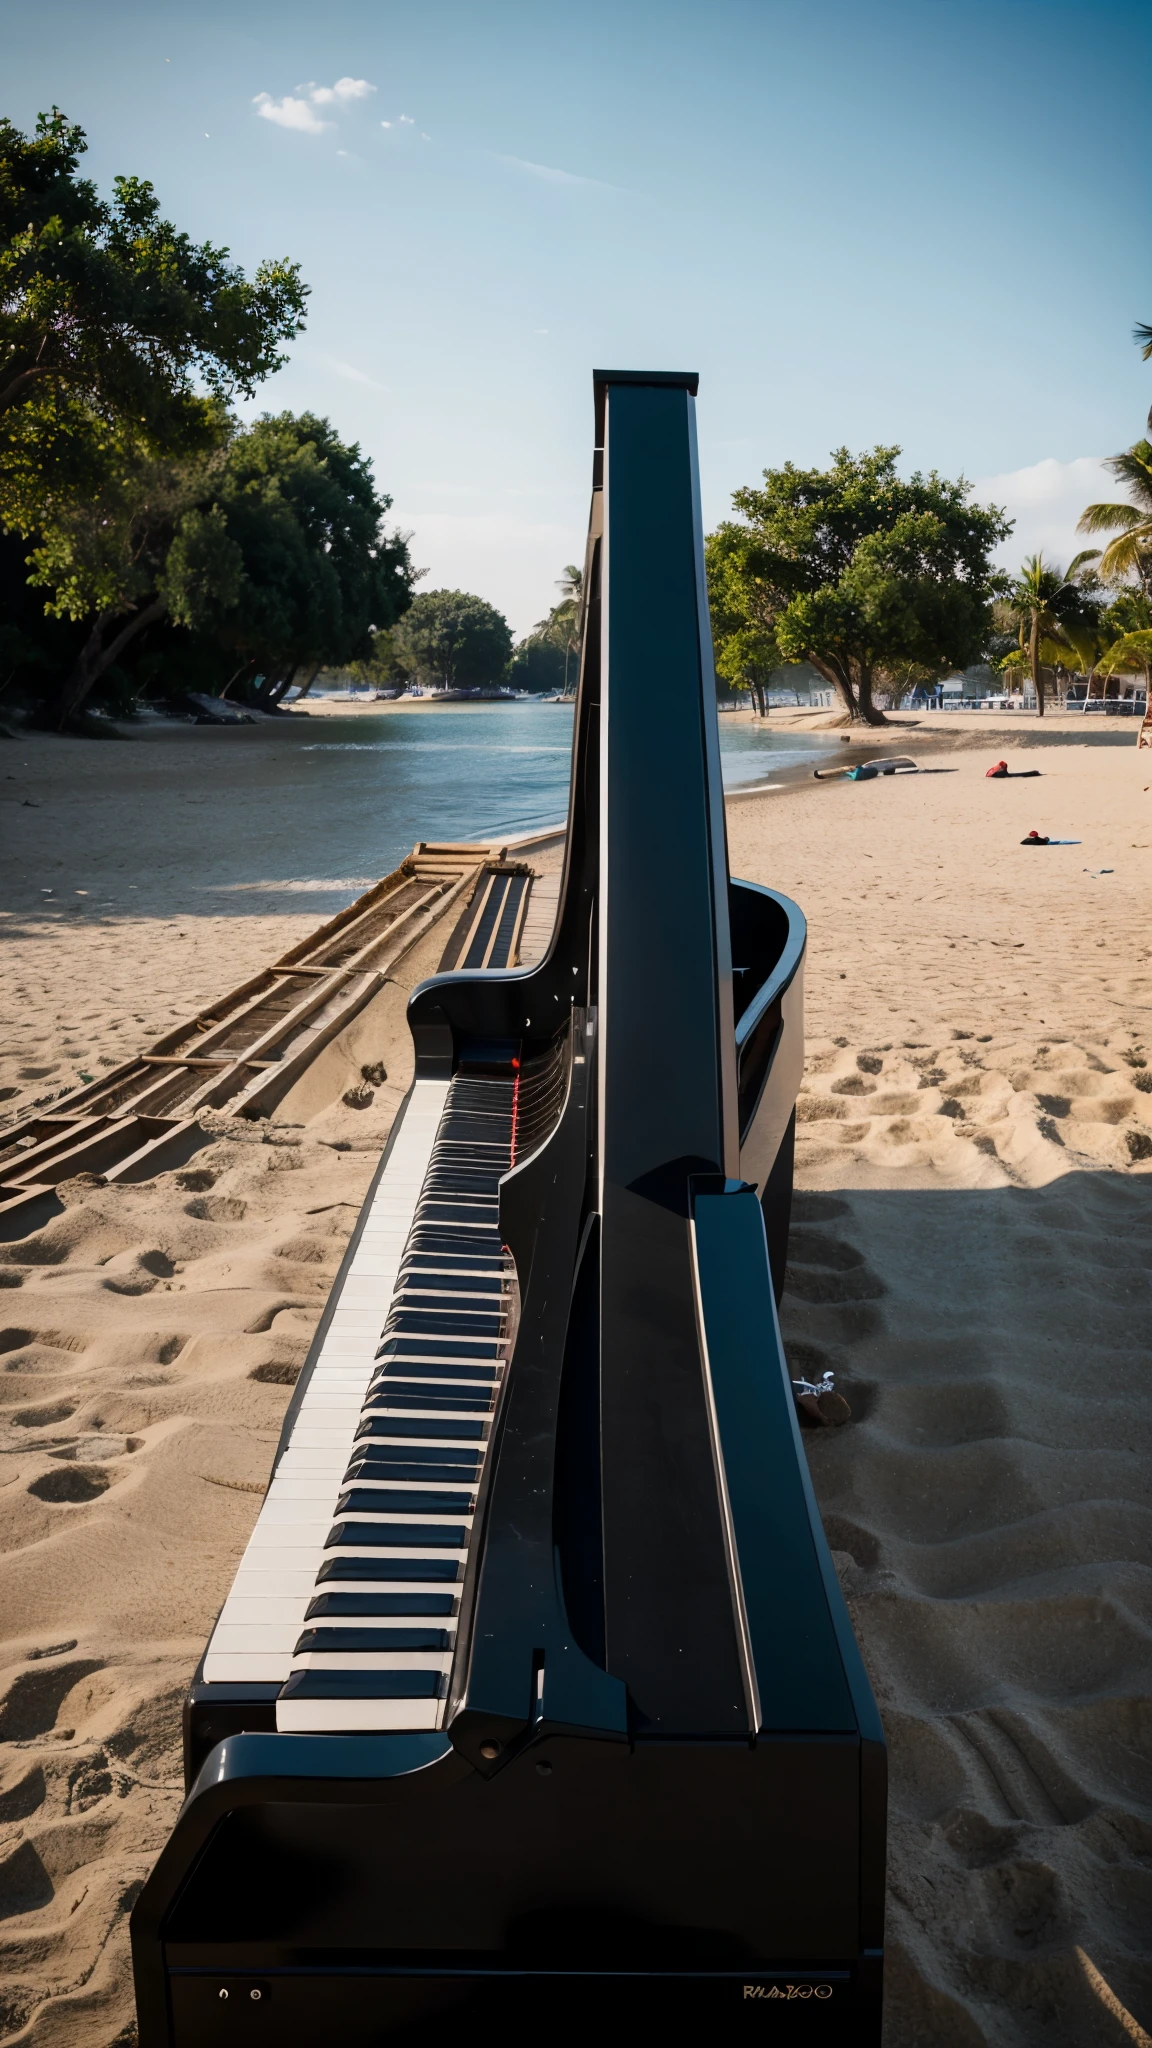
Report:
987,759,1041,777
1021,830,1081,845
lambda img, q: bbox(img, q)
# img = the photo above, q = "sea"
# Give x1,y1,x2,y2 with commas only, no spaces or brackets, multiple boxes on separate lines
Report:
286,702,836,882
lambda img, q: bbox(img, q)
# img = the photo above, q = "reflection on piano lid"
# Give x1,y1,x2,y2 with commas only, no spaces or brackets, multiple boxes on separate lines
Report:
133,371,886,2048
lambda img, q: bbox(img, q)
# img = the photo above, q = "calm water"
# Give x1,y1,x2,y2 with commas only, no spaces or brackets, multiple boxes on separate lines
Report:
288,703,833,878
7,702,839,929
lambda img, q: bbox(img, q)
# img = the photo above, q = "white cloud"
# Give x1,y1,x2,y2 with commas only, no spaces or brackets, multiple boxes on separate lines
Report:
399,114,414,124
380,120,392,128
313,76,375,104
971,455,1116,572
254,78,375,134
253,91,332,134
492,152,619,193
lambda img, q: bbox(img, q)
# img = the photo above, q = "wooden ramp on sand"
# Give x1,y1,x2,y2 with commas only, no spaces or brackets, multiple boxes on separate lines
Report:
0,843,555,1231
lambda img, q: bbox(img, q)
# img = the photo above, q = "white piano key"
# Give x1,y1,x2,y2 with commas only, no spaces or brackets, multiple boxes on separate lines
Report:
218,1597,322,1624
204,1652,294,1682
276,1697,441,1733
201,1075,485,1686
210,1624,302,1653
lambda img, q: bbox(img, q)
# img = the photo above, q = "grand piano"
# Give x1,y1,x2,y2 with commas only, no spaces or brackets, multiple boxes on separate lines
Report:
132,371,886,2042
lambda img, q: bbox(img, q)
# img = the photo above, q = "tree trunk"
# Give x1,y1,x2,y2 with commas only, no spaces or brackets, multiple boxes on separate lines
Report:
56,597,167,727
0,365,48,416
219,660,254,702
248,665,291,708
854,666,889,727
806,654,887,724
287,665,322,706
1029,616,1045,717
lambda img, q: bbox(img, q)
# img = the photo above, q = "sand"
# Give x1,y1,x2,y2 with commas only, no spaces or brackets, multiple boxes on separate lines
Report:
1,719,1150,2045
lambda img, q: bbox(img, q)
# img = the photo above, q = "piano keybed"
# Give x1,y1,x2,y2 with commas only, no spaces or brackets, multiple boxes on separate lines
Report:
202,1070,518,1731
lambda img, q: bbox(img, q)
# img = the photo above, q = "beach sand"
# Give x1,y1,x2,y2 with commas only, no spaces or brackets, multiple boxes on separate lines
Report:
1,720,1150,2044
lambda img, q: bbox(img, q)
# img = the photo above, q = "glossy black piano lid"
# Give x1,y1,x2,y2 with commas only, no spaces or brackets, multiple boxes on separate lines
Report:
596,375,747,1735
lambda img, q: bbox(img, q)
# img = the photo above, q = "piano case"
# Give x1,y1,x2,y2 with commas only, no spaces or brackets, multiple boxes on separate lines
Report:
132,370,886,2044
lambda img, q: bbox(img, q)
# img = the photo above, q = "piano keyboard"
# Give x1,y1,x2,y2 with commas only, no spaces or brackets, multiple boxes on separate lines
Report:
202,1068,518,1730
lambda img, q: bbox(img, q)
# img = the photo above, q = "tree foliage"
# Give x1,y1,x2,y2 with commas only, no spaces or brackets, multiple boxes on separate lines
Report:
393,589,512,689
706,447,1011,724
203,413,415,703
1077,439,1152,592
510,562,583,693
11,410,414,722
993,553,1104,716
0,108,306,455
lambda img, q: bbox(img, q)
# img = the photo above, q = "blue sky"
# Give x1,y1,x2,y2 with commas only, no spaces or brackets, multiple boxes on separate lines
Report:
5,0,1150,632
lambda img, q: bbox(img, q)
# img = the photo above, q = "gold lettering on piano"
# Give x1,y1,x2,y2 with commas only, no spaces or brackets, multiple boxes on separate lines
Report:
742,1982,834,1999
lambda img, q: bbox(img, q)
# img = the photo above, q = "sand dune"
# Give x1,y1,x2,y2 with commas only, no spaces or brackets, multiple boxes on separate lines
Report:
0,727,1149,2044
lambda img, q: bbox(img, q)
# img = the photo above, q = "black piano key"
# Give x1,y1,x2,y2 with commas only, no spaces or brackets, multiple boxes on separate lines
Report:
401,1245,504,1261
405,1233,505,1257
371,1360,500,1383
382,1309,503,1336
279,1671,445,1701
335,1488,475,1517
361,1389,493,1412
354,1416,487,1440
324,1521,468,1549
305,1592,458,1618
316,1556,461,1583
395,1273,504,1294
416,1205,499,1225
293,1627,452,1654
344,1459,483,1485
348,1445,483,1469
376,1337,502,1362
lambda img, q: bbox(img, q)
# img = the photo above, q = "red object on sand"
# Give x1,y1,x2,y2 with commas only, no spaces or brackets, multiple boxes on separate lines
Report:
986,761,1008,777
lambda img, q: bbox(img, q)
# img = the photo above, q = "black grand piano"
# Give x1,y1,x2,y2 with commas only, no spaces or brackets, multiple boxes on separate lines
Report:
132,371,886,2042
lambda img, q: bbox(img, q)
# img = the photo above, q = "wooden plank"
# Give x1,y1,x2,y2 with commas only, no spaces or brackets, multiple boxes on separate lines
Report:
0,1116,112,1182
273,857,418,967
104,1118,210,1184
4,1117,145,1188
141,1056,275,1069
321,884,448,975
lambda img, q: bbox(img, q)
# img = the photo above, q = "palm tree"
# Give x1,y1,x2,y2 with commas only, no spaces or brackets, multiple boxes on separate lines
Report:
554,562,583,694
994,553,1100,717
1076,440,1152,592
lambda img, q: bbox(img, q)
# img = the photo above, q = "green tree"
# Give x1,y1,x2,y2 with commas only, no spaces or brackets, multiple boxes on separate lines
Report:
706,447,1010,725
0,109,305,451
24,434,242,722
704,527,780,712
206,412,414,707
1076,440,1152,593
393,589,513,689
1097,587,1152,694
511,564,583,694
21,412,413,723
993,553,1102,717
